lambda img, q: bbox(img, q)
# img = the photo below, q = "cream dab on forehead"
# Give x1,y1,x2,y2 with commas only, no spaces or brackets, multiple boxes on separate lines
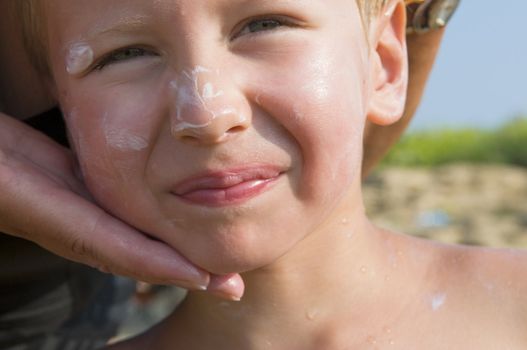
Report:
170,66,246,132
66,42,94,75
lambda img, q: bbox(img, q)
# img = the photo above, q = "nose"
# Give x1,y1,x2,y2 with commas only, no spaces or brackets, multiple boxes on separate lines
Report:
169,66,251,145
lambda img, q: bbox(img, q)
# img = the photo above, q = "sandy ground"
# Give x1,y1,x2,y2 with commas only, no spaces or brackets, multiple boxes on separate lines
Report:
114,163,527,341
364,163,527,249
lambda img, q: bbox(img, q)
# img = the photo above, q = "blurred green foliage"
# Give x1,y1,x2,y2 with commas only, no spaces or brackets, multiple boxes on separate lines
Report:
382,117,527,167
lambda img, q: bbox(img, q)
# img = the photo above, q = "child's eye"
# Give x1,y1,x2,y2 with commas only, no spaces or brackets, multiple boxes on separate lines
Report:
235,17,293,39
94,47,158,71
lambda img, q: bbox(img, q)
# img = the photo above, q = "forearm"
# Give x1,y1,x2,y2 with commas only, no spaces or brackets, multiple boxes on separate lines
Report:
362,28,445,178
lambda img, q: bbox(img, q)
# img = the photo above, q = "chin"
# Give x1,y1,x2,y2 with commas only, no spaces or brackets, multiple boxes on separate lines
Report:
156,212,296,275
180,227,294,275
191,241,288,275
190,254,273,276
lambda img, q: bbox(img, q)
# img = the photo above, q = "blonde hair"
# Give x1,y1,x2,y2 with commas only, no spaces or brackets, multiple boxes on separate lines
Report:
357,0,389,18
16,0,388,78
356,0,389,32
14,0,49,77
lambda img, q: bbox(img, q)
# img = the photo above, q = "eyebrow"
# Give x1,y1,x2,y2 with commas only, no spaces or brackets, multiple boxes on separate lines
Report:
85,15,152,40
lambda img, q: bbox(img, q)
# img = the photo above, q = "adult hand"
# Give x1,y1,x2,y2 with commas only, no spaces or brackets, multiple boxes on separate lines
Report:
0,112,244,300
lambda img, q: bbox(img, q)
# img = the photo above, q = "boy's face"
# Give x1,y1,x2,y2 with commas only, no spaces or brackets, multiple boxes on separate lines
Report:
46,0,403,274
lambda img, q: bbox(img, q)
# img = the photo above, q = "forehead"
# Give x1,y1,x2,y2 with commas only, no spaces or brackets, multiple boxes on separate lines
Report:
46,0,346,11
43,0,368,69
44,0,356,31
45,0,340,14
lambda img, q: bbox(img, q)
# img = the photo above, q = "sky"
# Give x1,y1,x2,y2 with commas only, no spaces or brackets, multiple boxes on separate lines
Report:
410,0,527,131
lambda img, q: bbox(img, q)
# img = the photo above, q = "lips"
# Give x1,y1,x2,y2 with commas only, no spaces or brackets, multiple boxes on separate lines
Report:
172,165,283,206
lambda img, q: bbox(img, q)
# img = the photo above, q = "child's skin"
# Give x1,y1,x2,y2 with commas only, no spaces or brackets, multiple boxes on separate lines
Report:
41,0,527,349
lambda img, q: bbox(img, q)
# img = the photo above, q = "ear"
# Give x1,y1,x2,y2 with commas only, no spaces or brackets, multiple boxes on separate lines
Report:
366,0,408,126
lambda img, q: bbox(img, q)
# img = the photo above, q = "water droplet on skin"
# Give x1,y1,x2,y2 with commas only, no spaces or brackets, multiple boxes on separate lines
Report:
484,282,495,293
366,336,377,345
341,218,350,225
360,266,367,273
306,309,319,321
389,339,395,345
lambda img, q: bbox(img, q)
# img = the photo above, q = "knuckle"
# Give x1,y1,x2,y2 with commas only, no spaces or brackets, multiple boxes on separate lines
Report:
0,153,16,187
72,211,107,260
74,241,116,276
70,235,92,257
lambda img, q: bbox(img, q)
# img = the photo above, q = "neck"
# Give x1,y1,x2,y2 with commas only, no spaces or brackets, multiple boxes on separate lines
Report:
159,184,428,349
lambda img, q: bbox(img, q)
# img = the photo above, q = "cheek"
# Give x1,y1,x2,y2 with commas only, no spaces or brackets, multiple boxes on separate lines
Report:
62,81,166,209
250,40,367,200
298,58,365,202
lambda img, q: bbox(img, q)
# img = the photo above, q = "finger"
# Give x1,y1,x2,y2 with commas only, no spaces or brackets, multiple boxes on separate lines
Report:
0,115,82,194
207,273,245,301
0,170,210,289
82,210,210,289
0,113,72,170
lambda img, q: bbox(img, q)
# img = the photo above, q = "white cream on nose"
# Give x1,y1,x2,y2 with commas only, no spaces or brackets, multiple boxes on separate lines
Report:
169,66,246,132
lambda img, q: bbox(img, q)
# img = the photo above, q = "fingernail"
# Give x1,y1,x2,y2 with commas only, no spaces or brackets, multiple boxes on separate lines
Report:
228,294,242,302
208,274,245,301
210,290,242,301
179,264,210,289
171,279,208,291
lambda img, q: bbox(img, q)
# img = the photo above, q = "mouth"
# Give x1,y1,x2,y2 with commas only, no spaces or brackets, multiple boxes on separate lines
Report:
172,165,284,207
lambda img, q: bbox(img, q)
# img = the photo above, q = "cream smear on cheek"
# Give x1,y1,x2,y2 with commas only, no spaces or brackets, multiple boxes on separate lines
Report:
65,42,94,75
104,129,149,151
102,112,150,152
169,65,246,132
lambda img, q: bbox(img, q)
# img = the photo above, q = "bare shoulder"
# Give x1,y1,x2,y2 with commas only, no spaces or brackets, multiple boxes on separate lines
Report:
473,246,527,316
393,231,527,347
431,243,527,347
476,245,527,275
461,245,527,301
411,234,527,292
